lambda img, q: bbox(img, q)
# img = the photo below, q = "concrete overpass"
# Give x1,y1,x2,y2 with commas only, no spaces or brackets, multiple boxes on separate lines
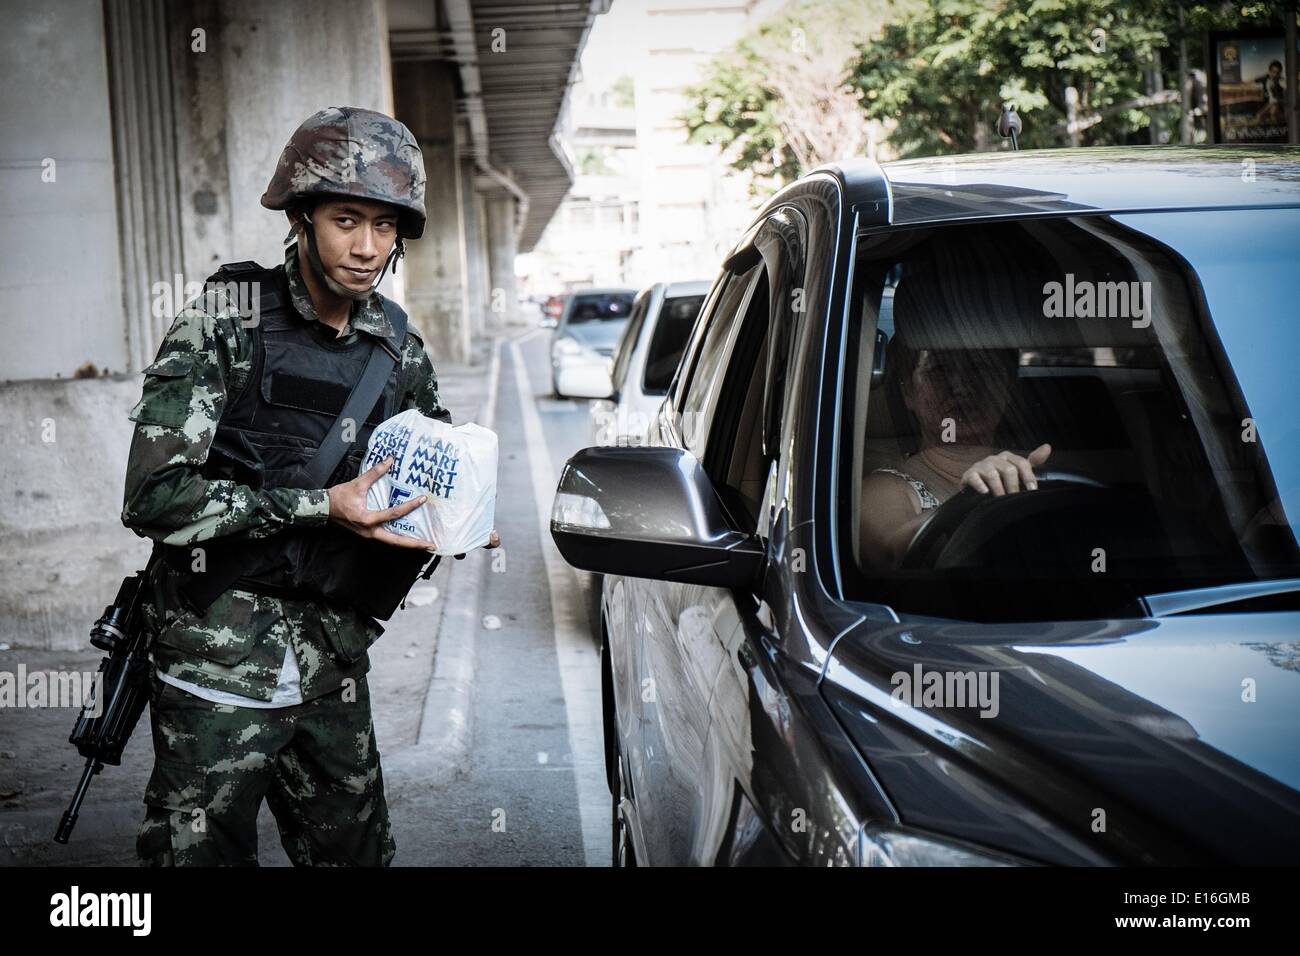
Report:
0,0,604,650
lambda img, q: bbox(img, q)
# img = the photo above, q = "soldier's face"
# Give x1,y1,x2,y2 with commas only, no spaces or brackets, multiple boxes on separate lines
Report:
303,198,400,293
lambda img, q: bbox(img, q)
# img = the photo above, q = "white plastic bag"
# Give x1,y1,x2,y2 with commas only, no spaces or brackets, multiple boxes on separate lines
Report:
360,408,498,556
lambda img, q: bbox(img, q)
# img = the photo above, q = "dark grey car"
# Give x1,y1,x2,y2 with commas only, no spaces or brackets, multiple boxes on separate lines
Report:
552,147,1300,866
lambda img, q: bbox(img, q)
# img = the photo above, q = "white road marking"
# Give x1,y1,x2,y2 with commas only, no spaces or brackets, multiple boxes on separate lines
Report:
482,336,502,426
508,337,609,867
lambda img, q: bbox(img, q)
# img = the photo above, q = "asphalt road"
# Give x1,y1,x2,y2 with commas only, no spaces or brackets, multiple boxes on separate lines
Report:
383,328,609,866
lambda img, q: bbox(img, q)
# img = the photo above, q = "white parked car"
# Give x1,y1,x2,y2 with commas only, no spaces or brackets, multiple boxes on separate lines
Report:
550,288,637,399
589,280,710,446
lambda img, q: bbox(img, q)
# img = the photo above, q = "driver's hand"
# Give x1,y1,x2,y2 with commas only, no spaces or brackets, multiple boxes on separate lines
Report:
960,443,1051,496
326,457,439,550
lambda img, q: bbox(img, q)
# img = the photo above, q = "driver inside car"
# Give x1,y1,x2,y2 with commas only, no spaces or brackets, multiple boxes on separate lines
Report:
858,339,1052,571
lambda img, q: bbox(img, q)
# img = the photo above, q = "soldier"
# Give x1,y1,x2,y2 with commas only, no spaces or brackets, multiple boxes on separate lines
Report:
122,106,498,866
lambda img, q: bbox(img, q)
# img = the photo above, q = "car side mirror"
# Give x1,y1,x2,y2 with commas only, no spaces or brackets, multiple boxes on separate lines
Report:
550,446,764,588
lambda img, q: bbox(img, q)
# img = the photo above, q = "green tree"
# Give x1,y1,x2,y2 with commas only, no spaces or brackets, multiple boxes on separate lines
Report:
852,0,1291,157
681,0,1293,178
680,0,896,194
575,146,614,176
610,73,636,110
852,0,1174,156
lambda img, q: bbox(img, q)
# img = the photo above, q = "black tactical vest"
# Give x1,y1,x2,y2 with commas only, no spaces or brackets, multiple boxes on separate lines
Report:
158,262,432,622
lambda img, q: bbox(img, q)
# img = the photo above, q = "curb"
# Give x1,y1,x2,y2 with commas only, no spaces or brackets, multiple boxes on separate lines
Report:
412,546,487,781
387,337,502,791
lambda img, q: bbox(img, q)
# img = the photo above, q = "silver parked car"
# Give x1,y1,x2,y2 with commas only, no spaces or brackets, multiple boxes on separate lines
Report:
550,287,636,399
589,280,710,447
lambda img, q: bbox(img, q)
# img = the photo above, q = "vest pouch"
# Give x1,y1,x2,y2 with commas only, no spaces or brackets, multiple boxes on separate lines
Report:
152,585,260,666
239,431,328,491
315,601,381,665
294,523,432,622
284,442,431,622
206,428,265,489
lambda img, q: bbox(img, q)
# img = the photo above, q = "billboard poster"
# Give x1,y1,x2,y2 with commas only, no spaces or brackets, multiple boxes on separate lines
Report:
1210,32,1289,143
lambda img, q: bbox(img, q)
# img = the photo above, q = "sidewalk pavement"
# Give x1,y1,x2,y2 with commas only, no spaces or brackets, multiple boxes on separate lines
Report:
0,334,505,866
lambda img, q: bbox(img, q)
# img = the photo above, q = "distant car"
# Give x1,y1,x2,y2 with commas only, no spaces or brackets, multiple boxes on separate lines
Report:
550,287,637,398
589,280,710,446
551,146,1300,866
539,293,567,328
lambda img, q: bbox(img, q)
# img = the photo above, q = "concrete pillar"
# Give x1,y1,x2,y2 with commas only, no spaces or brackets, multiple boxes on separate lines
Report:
394,60,472,365
485,194,520,332
473,188,496,335
0,0,126,381
106,0,186,373
459,153,488,342
0,0,395,651
169,0,393,279
474,190,494,331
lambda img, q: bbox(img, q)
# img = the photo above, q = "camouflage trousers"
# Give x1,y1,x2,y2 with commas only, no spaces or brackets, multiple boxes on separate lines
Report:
136,667,395,866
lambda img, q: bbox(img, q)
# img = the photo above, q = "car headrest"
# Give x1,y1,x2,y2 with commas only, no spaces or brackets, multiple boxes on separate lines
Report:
891,220,1162,351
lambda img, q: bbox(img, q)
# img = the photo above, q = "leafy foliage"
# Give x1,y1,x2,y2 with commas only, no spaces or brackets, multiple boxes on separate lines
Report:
681,0,1294,178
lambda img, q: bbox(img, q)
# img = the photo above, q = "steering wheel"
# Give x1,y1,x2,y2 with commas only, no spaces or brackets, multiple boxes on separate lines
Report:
900,470,1107,571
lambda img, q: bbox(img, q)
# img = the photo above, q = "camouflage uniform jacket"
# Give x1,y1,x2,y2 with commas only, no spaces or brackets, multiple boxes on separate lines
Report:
122,241,449,702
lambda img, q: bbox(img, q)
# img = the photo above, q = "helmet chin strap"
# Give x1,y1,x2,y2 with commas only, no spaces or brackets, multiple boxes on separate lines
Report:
297,213,405,303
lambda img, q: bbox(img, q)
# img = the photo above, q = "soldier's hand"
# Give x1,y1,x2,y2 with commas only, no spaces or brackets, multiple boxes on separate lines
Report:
327,457,439,550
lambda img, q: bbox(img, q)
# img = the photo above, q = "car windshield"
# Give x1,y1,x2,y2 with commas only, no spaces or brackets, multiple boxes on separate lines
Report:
566,292,635,324
841,209,1300,622
643,294,705,393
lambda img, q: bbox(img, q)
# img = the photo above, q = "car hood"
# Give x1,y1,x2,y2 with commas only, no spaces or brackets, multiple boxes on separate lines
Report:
822,611,1300,862
558,320,627,351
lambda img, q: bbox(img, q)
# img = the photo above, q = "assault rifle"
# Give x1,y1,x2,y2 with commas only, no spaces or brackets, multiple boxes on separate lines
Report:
53,558,156,844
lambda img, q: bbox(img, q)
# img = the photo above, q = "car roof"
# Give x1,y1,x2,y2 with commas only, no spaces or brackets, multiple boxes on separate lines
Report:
811,146,1300,227
663,280,711,297
566,287,638,296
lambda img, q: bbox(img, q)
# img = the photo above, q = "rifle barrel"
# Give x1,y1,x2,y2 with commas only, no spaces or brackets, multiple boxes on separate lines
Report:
53,756,102,844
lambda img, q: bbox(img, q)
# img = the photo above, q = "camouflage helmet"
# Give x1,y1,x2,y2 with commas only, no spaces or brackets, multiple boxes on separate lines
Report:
261,106,426,239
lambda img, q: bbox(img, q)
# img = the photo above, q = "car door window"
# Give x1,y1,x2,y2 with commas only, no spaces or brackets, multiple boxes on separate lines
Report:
677,262,764,459
702,286,771,531
703,211,806,533
610,293,649,393
666,275,725,409
643,294,706,395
